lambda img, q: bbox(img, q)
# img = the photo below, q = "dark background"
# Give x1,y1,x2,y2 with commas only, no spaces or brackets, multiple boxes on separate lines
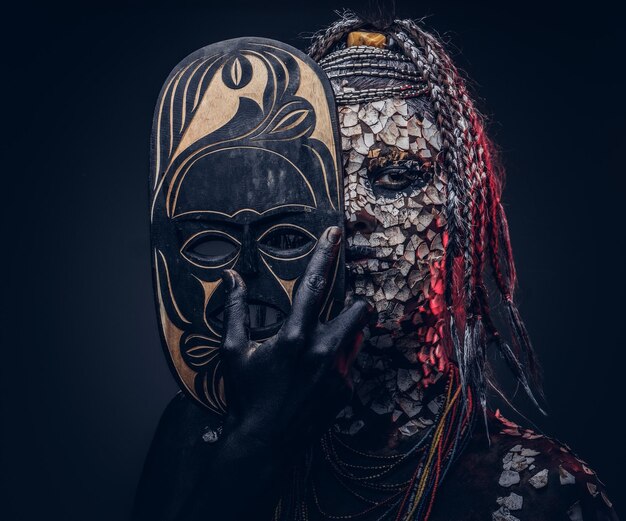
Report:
2,1,624,519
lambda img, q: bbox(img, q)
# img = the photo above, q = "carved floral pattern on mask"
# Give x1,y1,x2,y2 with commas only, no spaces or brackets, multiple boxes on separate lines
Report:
335,97,450,439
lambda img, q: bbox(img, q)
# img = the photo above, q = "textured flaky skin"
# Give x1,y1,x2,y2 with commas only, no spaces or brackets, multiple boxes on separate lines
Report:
309,13,545,426
428,413,619,521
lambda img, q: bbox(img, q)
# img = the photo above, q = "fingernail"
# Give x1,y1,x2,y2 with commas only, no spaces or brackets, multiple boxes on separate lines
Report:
327,226,341,245
222,270,235,290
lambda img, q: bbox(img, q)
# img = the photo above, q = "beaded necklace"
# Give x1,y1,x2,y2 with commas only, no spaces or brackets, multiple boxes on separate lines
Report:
275,365,476,520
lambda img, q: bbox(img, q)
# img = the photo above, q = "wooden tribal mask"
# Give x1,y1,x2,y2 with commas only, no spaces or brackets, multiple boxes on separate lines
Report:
150,37,344,413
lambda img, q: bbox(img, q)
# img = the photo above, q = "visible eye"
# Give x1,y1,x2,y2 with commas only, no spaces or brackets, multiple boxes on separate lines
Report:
258,226,316,258
371,161,430,192
181,233,239,267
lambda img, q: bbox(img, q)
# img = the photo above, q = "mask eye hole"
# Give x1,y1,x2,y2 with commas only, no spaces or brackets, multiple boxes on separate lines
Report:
181,232,239,267
258,226,316,259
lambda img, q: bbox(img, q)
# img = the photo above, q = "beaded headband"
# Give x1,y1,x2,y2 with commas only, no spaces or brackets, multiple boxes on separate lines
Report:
319,43,429,104
332,83,429,104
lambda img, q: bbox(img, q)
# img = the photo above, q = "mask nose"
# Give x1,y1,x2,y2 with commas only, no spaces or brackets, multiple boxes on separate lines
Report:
238,225,260,276
346,208,377,235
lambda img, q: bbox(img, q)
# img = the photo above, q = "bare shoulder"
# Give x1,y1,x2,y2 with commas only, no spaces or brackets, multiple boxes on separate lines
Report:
430,411,619,521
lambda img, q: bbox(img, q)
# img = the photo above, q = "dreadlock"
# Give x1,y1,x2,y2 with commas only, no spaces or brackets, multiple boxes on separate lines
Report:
308,11,545,422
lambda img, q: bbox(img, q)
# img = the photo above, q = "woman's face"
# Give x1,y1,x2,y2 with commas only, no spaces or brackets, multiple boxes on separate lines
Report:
339,98,447,342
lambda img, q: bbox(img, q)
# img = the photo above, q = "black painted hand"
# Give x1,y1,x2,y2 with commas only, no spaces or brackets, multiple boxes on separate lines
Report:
220,225,368,451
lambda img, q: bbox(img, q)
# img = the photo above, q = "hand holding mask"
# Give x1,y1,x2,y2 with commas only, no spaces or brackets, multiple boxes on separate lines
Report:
220,226,368,450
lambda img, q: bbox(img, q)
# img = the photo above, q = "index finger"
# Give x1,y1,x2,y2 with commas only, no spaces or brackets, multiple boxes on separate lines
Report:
221,270,250,355
285,226,341,332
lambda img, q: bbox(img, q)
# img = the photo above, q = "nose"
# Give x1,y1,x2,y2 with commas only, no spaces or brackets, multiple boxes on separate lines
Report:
238,225,260,276
346,209,377,235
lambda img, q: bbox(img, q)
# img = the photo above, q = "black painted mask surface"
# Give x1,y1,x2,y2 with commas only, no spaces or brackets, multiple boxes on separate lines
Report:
150,37,344,413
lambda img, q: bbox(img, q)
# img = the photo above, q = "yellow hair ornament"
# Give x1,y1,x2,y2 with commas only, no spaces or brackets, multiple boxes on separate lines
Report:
346,31,387,48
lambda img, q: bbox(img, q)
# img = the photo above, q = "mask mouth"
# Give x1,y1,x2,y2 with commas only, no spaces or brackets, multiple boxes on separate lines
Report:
209,300,286,341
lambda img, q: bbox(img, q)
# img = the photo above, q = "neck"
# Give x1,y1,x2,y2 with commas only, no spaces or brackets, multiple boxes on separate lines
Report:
334,324,450,452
